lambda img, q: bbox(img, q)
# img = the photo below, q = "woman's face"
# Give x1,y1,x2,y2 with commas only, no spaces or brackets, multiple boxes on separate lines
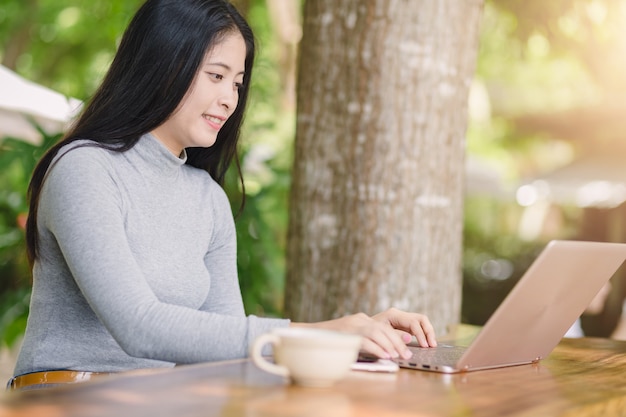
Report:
152,31,246,156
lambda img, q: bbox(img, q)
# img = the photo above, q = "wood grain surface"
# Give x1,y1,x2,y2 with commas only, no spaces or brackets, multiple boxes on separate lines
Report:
1,335,625,417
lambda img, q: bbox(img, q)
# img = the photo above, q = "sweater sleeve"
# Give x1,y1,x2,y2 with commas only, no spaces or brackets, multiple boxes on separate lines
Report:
39,147,288,364
198,187,290,351
198,186,245,317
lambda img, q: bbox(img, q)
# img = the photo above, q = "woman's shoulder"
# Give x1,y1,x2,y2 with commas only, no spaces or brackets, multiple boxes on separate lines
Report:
179,160,220,187
177,165,234,221
182,164,230,202
53,140,116,165
46,140,121,185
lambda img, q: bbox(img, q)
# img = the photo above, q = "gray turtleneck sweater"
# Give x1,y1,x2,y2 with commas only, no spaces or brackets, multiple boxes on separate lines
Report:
14,134,289,376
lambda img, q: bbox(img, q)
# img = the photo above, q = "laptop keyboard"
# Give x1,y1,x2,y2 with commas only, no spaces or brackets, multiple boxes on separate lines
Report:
406,344,467,366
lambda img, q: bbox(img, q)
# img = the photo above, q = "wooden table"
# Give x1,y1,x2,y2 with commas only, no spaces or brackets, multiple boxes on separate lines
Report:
2,336,626,417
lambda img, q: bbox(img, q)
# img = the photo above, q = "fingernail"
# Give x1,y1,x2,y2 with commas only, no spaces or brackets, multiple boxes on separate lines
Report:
390,350,399,359
403,349,413,359
402,334,412,343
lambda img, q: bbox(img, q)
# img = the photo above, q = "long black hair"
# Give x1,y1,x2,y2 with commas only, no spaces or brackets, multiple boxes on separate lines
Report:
26,0,255,262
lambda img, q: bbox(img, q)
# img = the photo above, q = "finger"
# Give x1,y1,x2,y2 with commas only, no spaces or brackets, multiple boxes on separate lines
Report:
372,309,437,351
360,332,413,360
383,310,437,348
377,308,422,335
410,317,437,347
373,324,414,359
370,325,405,359
382,309,421,332
394,329,413,344
358,320,410,359
425,325,438,347
359,338,393,360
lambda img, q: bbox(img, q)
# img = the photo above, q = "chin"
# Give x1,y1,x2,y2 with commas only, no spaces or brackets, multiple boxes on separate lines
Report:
202,140,218,148
192,137,218,149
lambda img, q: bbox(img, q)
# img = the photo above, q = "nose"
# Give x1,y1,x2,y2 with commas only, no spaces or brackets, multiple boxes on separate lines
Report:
218,84,239,112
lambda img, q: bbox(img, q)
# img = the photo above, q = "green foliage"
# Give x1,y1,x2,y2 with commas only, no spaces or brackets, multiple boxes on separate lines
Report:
224,155,290,317
0,127,62,347
0,0,145,100
0,288,30,348
468,0,612,185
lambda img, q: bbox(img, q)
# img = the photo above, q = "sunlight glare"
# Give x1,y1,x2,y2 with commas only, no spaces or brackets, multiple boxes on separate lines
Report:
586,1,608,25
516,181,549,207
57,7,81,29
575,181,626,208
557,16,578,38
527,33,550,58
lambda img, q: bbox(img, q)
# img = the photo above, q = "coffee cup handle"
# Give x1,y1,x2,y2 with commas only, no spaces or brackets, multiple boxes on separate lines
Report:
250,333,290,377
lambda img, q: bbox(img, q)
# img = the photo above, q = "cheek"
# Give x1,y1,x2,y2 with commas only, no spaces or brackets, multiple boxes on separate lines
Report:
175,97,201,122
177,81,204,115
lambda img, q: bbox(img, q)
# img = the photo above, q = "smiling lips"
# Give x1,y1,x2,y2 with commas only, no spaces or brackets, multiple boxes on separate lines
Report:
203,114,225,130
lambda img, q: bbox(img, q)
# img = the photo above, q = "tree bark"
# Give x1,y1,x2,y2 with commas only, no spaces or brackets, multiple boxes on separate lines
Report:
285,0,483,334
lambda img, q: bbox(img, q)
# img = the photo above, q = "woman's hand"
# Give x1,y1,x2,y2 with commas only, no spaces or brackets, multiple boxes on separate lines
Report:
291,307,437,360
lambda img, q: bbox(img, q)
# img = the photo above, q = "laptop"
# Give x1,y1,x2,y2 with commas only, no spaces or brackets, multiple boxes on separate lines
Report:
396,240,626,373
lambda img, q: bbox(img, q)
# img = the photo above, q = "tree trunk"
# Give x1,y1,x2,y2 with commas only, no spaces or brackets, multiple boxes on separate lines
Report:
285,0,483,334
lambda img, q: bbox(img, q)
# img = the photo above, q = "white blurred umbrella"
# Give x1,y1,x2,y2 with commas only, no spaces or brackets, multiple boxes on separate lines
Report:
0,65,82,143
518,154,626,209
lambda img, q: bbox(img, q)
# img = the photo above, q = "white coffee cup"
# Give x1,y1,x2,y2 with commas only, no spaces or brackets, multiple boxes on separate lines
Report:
250,327,362,387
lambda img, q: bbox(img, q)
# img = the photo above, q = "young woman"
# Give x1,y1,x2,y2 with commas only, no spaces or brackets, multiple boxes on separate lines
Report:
10,0,436,390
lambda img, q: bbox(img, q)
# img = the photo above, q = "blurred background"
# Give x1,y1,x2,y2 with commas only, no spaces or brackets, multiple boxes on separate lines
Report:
1,0,626,375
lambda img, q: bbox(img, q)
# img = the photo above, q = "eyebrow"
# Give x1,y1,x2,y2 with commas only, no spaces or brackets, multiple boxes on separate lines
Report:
205,62,245,76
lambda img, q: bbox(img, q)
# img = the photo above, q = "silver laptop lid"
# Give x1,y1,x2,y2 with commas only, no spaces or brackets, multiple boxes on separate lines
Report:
456,240,626,371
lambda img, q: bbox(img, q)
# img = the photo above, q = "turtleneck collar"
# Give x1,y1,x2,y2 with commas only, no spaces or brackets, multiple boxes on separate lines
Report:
130,133,188,177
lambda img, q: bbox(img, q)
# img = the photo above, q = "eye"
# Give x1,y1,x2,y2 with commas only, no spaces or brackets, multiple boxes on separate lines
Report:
206,72,224,81
234,81,244,90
